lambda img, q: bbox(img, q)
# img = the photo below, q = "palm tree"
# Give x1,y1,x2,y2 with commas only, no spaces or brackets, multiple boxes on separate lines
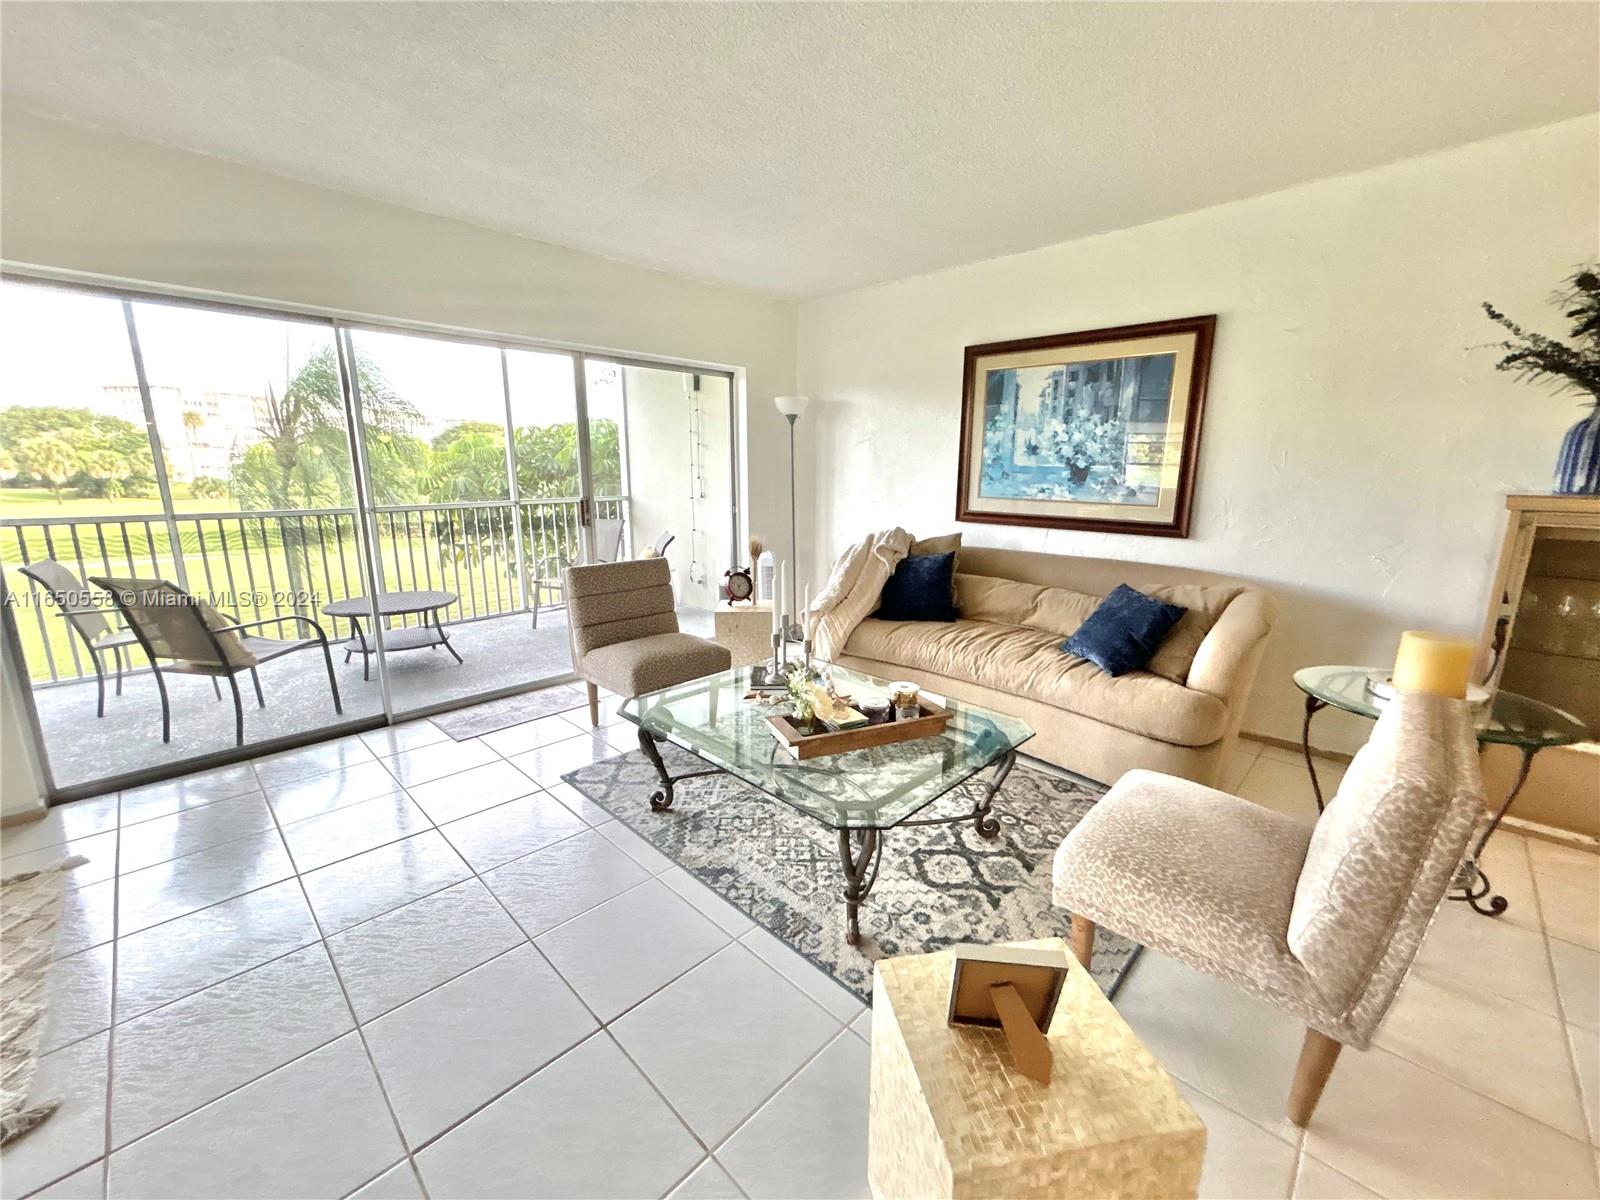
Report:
244,347,418,610
181,408,205,483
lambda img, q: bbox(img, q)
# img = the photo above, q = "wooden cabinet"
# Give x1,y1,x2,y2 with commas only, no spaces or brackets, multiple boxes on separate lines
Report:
1479,495,1599,840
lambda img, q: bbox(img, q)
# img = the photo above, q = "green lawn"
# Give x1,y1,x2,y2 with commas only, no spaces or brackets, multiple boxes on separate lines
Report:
1,489,577,684
0,485,242,519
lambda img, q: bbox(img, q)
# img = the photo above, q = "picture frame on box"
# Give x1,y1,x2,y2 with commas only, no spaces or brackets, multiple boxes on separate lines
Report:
947,943,1072,1084
955,315,1216,538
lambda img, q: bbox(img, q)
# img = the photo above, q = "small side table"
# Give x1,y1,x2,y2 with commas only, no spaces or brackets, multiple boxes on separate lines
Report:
323,590,463,681
869,938,1203,1199
712,601,774,668
1294,666,1589,918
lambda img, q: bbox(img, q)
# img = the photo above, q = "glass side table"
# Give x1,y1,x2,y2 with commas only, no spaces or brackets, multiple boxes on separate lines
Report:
1293,665,1590,918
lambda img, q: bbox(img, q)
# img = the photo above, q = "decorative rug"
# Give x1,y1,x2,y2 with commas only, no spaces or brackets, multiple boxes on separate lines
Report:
563,748,1140,1004
1,859,79,1145
432,682,589,740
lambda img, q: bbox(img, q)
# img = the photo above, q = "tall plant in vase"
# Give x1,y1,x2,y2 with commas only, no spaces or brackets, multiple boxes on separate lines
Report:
1484,266,1600,495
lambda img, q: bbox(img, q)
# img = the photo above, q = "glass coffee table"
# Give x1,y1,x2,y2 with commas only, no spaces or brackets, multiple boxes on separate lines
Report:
620,664,1034,946
1294,665,1590,917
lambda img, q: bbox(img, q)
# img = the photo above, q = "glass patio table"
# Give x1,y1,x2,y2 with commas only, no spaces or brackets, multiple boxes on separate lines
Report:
1294,665,1590,917
620,663,1034,946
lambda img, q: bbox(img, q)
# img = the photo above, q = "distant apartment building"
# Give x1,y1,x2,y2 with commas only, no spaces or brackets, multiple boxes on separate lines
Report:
101,384,265,481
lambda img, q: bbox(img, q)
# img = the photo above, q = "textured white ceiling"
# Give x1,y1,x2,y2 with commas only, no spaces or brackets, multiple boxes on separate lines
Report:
2,2,1595,298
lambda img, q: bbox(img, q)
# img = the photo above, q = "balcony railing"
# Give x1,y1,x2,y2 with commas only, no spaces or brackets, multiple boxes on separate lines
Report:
1,496,628,685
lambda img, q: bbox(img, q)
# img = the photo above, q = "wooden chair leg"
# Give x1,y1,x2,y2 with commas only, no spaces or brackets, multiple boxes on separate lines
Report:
1070,915,1095,968
1287,1028,1342,1127
586,681,600,726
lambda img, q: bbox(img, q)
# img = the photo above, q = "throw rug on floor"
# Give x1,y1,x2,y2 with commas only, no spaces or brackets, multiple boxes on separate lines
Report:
563,746,1140,1003
431,683,589,740
1,858,82,1146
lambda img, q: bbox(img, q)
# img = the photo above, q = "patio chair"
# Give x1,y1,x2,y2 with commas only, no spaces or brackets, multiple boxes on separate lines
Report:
18,560,144,719
526,516,628,629
593,517,626,563
90,576,343,746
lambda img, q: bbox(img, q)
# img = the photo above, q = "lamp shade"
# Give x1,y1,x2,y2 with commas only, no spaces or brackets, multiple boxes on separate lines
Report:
774,395,810,419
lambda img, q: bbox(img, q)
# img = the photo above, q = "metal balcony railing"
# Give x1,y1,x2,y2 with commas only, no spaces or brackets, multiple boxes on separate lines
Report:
1,496,628,685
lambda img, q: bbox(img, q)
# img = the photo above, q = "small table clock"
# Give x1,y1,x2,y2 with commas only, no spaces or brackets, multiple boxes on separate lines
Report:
723,566,755,604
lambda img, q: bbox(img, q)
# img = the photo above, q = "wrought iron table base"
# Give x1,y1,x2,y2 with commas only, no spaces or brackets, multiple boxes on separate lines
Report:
636,726,724,813
1301,701,1538,918
637,727,1016,945
1448,745,1536,917
1301,695,1329,813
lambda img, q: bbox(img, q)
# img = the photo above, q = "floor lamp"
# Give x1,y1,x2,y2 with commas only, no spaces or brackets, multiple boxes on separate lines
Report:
774,395,809,641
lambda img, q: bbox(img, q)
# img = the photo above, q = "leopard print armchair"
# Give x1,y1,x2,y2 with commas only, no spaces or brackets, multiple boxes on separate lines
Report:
1051,691,1482,1126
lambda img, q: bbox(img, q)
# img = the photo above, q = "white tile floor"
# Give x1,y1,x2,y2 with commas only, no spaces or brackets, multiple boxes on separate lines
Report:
1,710,1596,1200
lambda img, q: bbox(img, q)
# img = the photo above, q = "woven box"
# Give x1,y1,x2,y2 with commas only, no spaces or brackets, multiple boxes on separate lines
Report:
868,938,1205,1199
712,601,773,667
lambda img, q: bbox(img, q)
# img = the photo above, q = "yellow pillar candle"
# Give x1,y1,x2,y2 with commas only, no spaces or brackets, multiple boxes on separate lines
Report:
1392,631,1476,699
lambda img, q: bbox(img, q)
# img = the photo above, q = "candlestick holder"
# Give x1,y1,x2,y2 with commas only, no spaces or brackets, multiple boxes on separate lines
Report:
748,635,790,694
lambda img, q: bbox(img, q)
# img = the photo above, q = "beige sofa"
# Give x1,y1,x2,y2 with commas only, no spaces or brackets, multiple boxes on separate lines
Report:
827,547,1277,788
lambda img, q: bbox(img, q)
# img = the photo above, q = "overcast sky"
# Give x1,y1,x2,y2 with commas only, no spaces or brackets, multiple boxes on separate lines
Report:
0,281,609,439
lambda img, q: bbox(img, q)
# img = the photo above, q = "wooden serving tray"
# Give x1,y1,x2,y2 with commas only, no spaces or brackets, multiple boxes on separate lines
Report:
767,700,951,760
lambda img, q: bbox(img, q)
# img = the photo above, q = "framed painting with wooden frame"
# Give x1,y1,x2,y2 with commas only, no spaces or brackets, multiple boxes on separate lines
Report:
955,315,1216,538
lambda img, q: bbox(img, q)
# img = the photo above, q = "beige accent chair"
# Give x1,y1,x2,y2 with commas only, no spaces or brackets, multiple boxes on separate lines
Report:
1052,692,1481,1126
565,558,731,724
829,547,1277,787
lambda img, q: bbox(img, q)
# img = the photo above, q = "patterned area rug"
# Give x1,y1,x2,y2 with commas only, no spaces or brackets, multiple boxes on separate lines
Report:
431,683,589,740
563,747,1140,1003
1,860,78,1145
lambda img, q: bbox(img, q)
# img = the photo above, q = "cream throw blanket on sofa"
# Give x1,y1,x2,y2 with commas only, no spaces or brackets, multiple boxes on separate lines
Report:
807,527,913,660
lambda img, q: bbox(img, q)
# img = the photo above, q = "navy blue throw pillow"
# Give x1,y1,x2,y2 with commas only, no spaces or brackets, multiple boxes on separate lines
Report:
874,552,960,622
1063,584,1186,676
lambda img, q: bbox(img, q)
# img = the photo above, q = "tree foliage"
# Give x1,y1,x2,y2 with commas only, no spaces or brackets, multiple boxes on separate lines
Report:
0,407,150,502
2,356,630,594
229,347,420,511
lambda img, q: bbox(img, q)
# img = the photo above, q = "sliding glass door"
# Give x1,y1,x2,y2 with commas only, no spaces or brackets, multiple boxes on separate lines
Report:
1,286,380,790
506,346,584,626
341,328,583,716
0,275,736,799
1,283,175,793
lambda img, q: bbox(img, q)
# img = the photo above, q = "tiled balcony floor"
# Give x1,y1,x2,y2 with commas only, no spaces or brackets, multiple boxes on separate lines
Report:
0,711,1596,1199
23,608,713,792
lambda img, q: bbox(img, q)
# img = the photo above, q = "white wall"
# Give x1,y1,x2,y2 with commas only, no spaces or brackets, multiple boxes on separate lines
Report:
799,115,1600,751
622,368,734,609
0,108,801,572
